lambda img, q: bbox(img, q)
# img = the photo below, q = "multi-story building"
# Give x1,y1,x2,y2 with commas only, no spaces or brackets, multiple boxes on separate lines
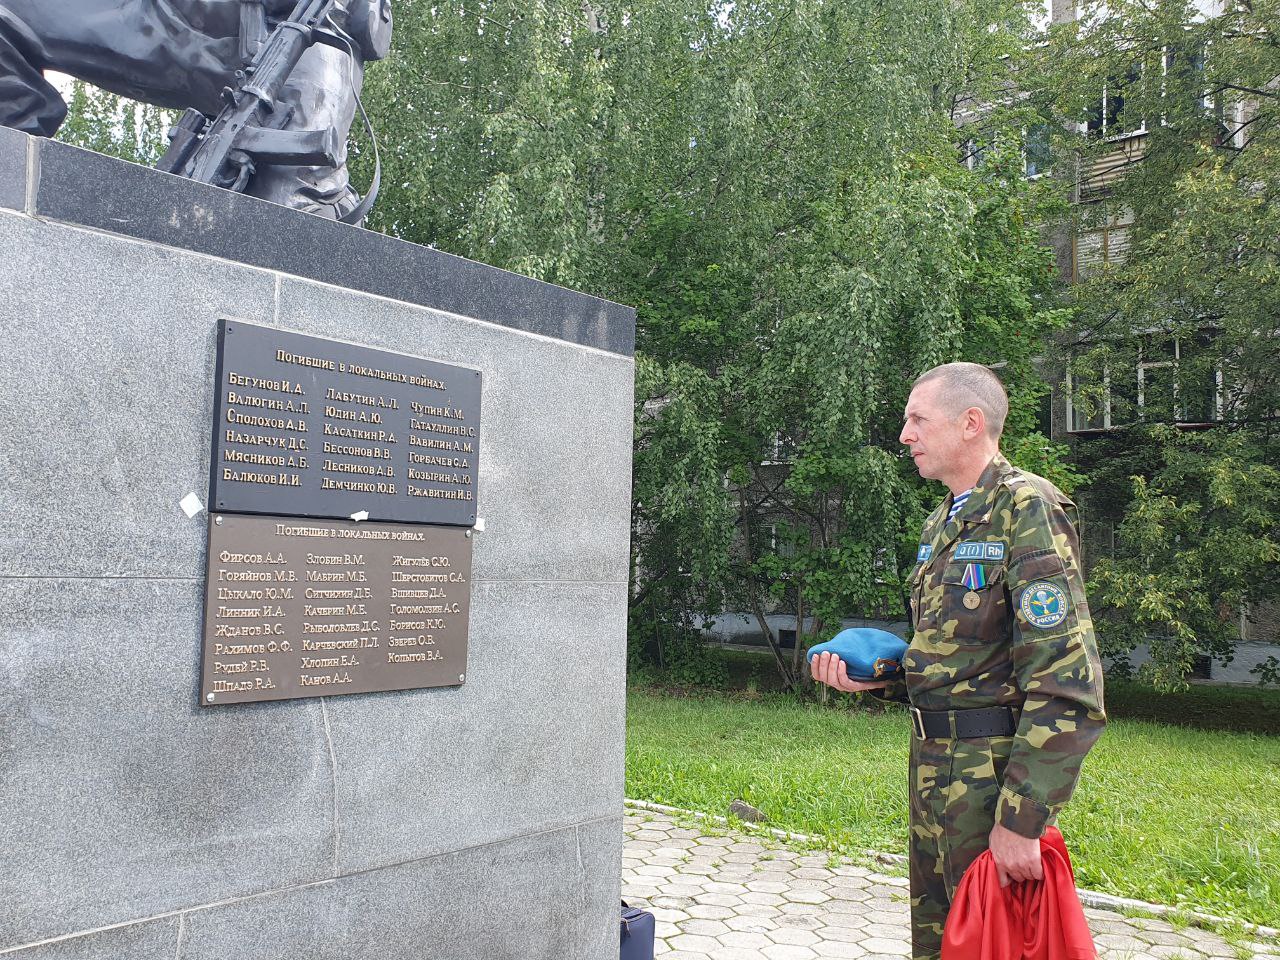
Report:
1028,0,1280,678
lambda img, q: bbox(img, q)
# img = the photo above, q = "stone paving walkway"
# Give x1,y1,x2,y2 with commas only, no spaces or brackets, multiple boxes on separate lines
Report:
621,806,1280,960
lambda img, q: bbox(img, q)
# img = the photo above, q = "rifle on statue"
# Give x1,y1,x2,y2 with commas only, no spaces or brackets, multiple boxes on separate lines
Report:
157,0,380,225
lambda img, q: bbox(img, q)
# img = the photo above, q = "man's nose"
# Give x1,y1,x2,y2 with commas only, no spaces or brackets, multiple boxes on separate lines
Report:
899,423,913,445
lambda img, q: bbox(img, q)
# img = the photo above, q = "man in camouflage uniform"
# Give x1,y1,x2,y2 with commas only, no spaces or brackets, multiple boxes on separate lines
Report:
813,362,1106,960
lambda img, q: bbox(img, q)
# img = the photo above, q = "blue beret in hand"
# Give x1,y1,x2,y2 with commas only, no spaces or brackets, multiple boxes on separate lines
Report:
806,628,909,680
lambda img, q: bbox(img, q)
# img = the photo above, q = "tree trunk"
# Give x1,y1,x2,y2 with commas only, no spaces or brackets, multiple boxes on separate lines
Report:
739,488,802,695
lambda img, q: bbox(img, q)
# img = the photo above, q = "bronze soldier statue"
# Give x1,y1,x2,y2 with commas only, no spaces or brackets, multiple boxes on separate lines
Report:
0,0,391,220
813,361,1107,960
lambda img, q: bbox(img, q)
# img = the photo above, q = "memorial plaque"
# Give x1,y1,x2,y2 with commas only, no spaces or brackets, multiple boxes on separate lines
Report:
210,318,482,526
200,513,472,705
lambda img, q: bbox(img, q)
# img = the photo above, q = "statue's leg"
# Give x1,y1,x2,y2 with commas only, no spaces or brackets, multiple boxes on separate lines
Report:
0,1,236,117
0,8,67,135
244,40,362,221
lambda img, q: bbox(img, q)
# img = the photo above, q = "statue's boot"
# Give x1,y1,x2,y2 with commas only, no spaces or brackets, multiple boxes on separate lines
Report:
243,40,362,221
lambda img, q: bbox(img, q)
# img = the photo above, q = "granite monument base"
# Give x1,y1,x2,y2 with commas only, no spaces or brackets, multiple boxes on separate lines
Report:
0,126,634,960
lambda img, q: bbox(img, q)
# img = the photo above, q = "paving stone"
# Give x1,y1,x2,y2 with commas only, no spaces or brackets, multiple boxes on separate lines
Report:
724,915,775,933
777,901,824,917
830,873,875,887
650,907,692,924
686,904,737,921
1141,932,1198,948
860,937,912,955
704,881,750,895
698,893,745,908
792,867,833,880
818,944,871,959
863,922,910,940
666,933,721,953
652,895,697,908
736,904,783,920
784,888,831,904
1098,933,1150,950
760,944,818,960
622,884,662,900
1131,919,1179,933
766,927,821,946
742,885,788,901
823,912,871,931
635,864,679,877
814,924,866,942
862,908,910,925
827,890,876,908
719,930,774,948
713,949,777,960
666,884,711,899
679,918,731,937
1144,946,1207,959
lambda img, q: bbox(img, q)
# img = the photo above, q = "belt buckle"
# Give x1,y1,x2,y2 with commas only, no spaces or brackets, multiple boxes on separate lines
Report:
911,706,926,739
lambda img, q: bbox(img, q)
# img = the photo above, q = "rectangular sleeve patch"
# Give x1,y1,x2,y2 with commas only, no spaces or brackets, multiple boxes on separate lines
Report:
956,540,1005,561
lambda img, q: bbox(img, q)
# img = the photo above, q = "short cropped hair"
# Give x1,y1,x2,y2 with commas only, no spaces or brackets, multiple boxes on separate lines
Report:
913,362,1008,440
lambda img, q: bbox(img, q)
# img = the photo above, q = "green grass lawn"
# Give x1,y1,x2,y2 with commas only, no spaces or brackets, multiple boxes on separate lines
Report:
625,685,1280,928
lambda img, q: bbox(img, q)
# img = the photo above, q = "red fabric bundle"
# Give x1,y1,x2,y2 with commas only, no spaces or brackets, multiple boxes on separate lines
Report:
942,827,1097,960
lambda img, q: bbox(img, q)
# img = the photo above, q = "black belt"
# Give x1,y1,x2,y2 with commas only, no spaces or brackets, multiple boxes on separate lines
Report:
910,705,1017,740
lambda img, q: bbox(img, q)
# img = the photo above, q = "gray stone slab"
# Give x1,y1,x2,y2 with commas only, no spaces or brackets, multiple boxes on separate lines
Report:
28,138,635,355
0,212,276,580
0,126,26,211
0,215,634,586
0,577,335,950
178,817,623,960
276,278,636,585
327,579,628,874
2,917,179,960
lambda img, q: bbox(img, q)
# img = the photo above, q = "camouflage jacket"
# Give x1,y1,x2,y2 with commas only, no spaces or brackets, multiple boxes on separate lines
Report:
886,454,1107,838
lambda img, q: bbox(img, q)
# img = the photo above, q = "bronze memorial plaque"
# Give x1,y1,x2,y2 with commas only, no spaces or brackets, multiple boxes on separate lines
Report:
200,513,472,705
210,318,482,526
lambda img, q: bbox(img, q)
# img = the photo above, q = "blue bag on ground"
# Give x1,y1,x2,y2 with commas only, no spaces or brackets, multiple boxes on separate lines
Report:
620,901,655,960
806,628,909,680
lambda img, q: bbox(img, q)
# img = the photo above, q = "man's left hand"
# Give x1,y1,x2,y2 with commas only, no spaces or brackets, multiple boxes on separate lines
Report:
988,822,1043,887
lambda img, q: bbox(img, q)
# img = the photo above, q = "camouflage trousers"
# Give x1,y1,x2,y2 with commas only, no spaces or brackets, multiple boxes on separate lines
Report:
908,732,1016,960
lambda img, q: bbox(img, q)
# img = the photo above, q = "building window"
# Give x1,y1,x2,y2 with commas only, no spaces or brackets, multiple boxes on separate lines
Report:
1025,124,1052,177
1163,43,1210,112
1067,334,1224,432
1067,365,1111,431
1031,0,1053,31
1085,63,1146,139
1137,335,1177,418
1073,205,1132,280
763,434,797,465
963,137,987,171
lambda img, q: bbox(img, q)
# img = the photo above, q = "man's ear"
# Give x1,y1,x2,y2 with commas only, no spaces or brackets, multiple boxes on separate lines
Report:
964,406,986,440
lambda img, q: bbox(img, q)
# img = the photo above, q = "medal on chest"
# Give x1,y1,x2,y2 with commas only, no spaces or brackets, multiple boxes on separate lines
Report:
960,563,985,609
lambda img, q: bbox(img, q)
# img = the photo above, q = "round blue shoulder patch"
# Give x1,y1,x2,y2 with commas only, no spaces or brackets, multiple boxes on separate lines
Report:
1020,581,1069,629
